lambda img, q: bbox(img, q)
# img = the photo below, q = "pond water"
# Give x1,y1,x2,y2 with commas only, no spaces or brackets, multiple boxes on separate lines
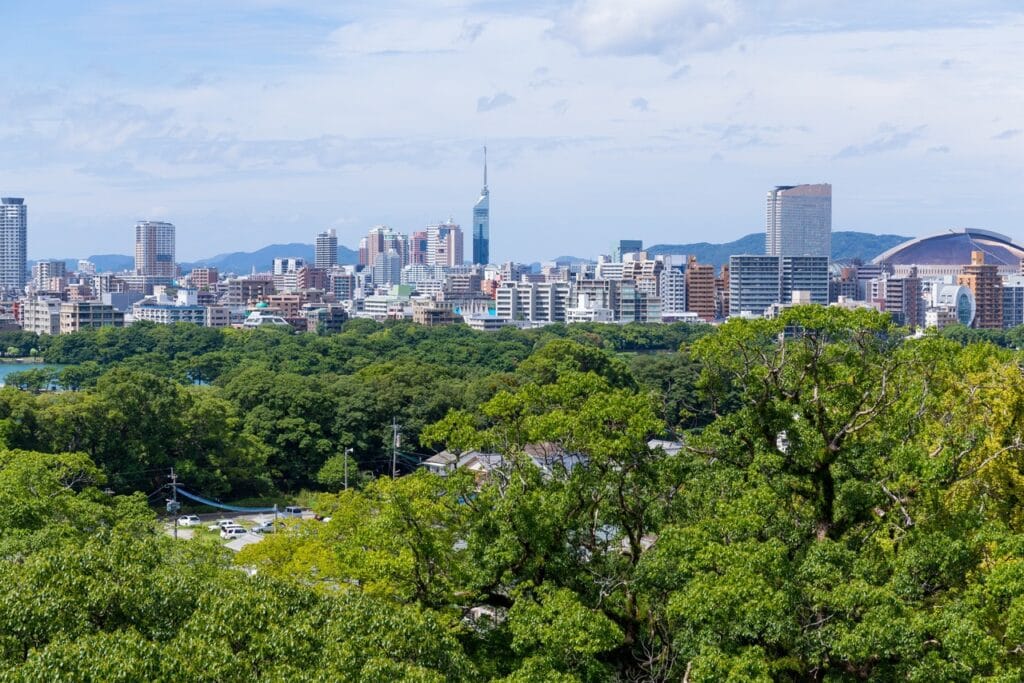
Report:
0,362,61,387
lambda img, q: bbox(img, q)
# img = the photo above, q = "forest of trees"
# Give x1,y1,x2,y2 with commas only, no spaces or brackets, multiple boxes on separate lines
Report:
1,309,1023,680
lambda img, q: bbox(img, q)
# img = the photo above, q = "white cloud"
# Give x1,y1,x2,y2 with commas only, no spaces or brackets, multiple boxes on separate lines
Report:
326,17,472,55
553,0,746,60
6,3,1024,261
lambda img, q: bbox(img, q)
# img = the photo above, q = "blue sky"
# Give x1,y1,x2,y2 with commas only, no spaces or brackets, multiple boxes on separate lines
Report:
2,1,1022,261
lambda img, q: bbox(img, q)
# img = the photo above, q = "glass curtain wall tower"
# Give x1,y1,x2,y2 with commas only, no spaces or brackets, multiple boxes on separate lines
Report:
765,184,831,257
472,146,490,265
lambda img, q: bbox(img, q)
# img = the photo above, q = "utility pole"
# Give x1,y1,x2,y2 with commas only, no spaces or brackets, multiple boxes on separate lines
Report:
344,447,352,491
169,468,179,540
391,418,399,479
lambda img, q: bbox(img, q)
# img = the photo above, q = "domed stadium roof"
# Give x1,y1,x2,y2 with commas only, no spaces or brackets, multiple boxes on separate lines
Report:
872,228,1024,266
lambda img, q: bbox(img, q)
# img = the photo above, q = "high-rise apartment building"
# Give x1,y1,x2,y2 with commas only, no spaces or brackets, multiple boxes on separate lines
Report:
684,256,717,321
371,249,403,287
780,256,829,305
729,255,782,317
766,184,832,257
659,259,687,315
187,267,219,290
273,257,306,275
621,255,663,298
729,255,829,317
32,259,67,291
410,231,429,266
958,250,1002,329
427,221,464,268
472,147,490,265
363,226,408,269
0,197,27,294
716,263,730,319
272,257,306,293
869,267,922,329
1002,276,1024,328
134,221,175,278
315,229,338,270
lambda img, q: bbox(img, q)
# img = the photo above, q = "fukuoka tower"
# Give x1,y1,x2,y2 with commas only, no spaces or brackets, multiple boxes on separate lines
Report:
472,147,489,265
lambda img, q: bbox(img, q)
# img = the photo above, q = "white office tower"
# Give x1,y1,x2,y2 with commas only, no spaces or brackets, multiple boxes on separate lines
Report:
0,198,27,294
426,220,464,268
134,220,176,277
766,184,831,257
315,229,338,270
659,257,687,315
273,257,306,275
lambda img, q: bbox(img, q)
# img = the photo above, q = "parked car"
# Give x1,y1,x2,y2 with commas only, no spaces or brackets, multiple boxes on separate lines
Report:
282,506,305,518
177,515,202,527
220,526,248,540
208,519,237,531
253,520,283,534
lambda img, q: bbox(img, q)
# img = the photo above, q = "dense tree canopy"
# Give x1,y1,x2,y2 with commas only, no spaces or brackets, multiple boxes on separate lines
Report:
0,310,1023,680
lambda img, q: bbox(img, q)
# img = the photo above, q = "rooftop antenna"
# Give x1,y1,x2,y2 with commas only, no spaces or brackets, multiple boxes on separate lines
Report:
483,145,488,189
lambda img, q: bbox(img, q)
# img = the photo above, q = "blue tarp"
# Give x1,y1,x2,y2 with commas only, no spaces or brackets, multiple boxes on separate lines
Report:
176,487,278,513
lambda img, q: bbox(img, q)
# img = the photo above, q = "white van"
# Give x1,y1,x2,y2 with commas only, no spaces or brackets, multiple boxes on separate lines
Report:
282,506,305,518
220,526,248,540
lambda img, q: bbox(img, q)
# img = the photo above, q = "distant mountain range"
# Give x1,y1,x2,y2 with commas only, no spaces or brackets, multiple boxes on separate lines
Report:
645,231,910,267
40,244,360,275
548,232,910,268
34,231,910,275
183,243,359,273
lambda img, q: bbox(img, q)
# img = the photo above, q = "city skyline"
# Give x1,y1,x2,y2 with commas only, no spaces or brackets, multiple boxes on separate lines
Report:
2,2,1022,262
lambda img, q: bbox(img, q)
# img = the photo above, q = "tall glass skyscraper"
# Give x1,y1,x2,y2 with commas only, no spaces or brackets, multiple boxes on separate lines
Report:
472,147,489,265
0,197,27,294
765,184,831,257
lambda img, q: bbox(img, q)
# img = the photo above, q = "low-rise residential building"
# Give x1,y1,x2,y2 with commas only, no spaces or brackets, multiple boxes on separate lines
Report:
412,303,462,326
495,281,572,323
21,298,62,335
59,302,124,334
464,315,513,331
205,305,232,328
303,305,348,333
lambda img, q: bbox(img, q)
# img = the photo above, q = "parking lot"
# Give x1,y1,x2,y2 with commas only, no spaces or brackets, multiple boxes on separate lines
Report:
162,509,315,549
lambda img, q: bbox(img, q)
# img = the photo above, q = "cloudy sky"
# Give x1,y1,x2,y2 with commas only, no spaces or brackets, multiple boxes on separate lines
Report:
2,1,1022,261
